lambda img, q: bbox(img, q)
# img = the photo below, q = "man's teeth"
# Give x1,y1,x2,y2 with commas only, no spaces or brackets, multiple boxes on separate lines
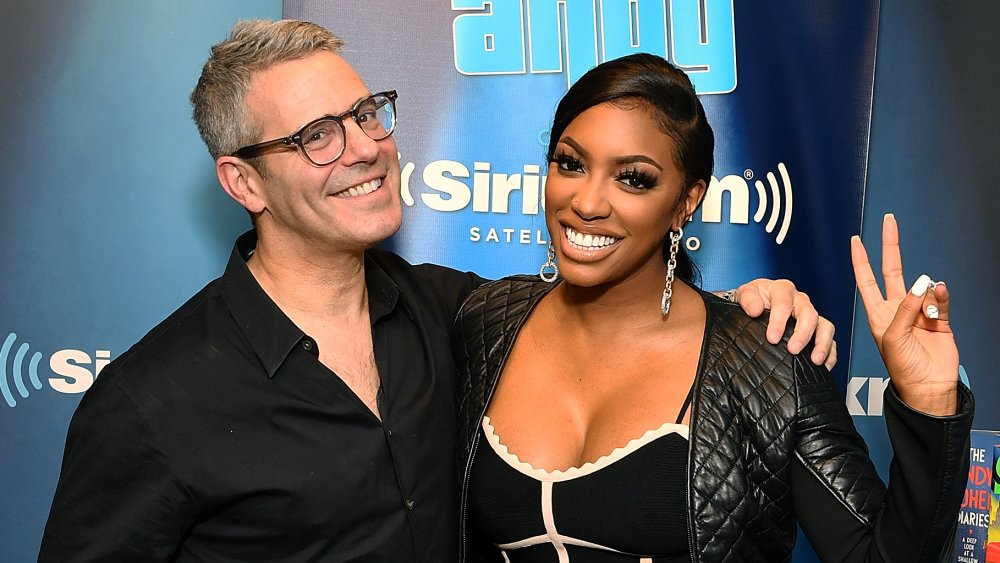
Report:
565,226,618,249
335,178,382,198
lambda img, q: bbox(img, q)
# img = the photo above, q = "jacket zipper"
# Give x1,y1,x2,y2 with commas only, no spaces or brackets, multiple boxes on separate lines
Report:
686,383,699,563
459,349,507,563
459,433,482,561
459,282,555,562
685,298,716,563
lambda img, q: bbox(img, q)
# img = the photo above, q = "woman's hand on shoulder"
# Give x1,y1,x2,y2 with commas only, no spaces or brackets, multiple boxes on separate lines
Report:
851,213,960,416
730,279,837,370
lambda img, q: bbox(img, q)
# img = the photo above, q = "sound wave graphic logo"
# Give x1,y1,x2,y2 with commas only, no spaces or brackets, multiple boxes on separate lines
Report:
1,332,44,407
751,163,793,244
701,162,794,244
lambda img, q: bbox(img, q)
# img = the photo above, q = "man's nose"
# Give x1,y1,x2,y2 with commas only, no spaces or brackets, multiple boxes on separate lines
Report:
338,119,380,164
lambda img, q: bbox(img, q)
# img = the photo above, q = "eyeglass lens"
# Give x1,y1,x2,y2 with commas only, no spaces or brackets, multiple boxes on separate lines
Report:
301,93,396,165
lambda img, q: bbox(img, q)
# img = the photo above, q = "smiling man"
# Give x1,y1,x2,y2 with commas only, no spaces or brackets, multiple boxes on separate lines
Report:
38,20,834,562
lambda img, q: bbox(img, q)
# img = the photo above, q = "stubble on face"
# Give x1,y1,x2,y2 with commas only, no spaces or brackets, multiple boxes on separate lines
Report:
244,51,403,259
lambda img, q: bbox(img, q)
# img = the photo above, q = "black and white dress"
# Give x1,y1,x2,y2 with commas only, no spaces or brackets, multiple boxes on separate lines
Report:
467,390,695,563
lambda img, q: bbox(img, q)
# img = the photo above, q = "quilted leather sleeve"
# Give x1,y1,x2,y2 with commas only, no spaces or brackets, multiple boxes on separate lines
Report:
689,301,799,562
792,347,973,562
875,382,973,562
793,354,888,526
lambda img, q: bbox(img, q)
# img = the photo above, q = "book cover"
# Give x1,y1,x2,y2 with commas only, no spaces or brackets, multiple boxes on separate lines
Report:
989,443,1000,562
954,430,1000,563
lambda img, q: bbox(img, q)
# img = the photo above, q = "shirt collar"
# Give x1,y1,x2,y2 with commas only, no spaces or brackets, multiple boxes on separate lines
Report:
364,251,402,325
219,231,303,378
220,230,403,378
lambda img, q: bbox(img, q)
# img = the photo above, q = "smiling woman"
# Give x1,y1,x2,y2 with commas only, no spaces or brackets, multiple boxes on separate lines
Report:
454,53,973,563
543,101,702,292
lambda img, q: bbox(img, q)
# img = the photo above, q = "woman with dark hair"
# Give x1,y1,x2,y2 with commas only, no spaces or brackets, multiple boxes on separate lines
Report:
454,54,972,562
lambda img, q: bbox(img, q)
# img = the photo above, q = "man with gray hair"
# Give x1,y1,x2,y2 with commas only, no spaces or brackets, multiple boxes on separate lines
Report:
39,20,833,561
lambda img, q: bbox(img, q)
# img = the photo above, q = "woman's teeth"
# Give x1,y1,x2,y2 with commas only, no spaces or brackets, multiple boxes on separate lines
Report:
565,226,618,249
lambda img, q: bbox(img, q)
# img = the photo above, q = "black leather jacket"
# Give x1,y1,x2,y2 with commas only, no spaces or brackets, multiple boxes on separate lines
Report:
454,277,973,563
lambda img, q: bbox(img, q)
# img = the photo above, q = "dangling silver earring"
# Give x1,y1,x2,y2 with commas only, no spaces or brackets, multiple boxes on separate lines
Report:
539,242,559,283
661,227,683,315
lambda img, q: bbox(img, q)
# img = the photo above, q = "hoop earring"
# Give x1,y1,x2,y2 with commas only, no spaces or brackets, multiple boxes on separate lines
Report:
661,227,683,315
539,242,559,283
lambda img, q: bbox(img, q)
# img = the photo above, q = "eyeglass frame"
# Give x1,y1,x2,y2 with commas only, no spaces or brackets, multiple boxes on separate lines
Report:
231,90,398,166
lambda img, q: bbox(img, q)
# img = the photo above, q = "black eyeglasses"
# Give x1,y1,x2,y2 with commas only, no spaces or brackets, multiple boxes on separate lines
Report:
232,90,398,166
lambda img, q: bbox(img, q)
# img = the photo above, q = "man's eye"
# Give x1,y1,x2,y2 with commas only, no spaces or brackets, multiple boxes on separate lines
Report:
302,124,337,146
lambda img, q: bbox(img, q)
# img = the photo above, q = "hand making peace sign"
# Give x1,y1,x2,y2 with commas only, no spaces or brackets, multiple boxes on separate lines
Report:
851,213,960,416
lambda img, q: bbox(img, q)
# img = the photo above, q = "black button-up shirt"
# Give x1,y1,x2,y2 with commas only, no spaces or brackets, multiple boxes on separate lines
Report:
39,231,482,562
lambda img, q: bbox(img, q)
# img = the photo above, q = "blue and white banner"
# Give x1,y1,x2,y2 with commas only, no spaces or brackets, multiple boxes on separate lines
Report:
292,3,879,560
0,2,282,560
294,0,879,375
4,1,996,561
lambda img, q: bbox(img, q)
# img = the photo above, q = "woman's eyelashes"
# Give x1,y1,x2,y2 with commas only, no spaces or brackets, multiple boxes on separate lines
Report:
617,167,657,190
551,153,659,190
551,152,584,173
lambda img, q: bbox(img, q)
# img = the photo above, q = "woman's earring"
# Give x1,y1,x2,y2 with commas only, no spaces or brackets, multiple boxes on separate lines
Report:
539,242,559,283
661,227,683,315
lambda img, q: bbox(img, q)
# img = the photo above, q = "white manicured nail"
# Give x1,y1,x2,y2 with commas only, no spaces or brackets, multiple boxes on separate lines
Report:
910,274,931,296
926,305,939,319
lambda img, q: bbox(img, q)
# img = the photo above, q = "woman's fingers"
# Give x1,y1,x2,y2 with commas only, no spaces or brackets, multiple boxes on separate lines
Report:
885,274,932,339
850,235,883,320
926,281,950,323
881,214,907,300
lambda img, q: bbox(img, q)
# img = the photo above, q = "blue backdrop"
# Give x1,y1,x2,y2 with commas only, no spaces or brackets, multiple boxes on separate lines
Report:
294,2,877,403
0,2,281,561
292,2,876,560
0,1,996,560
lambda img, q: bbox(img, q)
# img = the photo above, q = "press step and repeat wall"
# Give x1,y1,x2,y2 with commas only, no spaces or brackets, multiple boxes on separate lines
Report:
0,1,996,560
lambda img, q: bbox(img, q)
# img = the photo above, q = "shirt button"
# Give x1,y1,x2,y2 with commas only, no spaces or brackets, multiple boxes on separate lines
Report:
405,499,415,510
301,339,314,351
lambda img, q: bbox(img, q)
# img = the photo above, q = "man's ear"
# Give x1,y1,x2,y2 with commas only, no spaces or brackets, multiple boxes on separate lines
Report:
216,156,266,214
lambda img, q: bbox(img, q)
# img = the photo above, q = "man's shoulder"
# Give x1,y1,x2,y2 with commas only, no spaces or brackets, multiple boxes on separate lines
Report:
365,248,485,311
365,248,474,282
101,277,233,387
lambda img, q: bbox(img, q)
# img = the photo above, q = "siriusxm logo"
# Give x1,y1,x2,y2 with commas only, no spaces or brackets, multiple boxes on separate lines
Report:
847,366,971,417
401,160,543,215
452,0,738,93
400,155,794,247
699,162,793,245
0,332,110,407
846,376,891,417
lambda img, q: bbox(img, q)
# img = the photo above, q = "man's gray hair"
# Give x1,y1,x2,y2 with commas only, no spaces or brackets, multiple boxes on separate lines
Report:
190,19,345,167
